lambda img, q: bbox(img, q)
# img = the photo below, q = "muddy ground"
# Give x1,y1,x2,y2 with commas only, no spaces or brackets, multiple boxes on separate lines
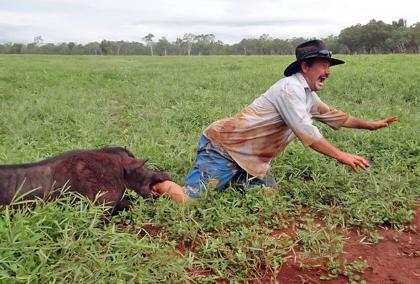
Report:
274,208,420,284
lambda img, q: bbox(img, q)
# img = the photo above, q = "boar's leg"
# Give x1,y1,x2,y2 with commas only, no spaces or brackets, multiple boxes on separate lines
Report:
93,188,125,213
111,199,133,215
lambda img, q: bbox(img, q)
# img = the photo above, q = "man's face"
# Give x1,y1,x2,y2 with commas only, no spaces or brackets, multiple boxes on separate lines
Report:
301,58,331,92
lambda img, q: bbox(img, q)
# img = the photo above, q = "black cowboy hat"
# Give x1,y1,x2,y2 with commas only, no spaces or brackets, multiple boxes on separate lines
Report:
284,39,345,76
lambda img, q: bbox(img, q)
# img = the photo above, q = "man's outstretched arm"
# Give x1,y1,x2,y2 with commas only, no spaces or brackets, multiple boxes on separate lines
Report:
342,116,397,130
309,138,369,173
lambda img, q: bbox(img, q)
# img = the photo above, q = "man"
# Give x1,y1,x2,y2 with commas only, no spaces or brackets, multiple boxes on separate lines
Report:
153,39,397,203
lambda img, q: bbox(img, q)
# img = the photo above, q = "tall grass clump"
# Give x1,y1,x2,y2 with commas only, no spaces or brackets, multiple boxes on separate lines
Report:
0,194,191,283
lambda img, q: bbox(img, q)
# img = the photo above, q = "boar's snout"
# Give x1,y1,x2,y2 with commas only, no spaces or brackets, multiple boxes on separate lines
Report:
147,170,172,188
125,165,173,197
160,171,172,182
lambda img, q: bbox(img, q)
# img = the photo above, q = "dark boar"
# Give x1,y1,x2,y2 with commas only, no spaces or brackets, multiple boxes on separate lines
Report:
0,147,171,211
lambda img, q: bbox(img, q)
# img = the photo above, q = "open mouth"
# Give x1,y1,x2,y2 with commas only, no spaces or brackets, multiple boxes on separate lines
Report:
318,75,327,86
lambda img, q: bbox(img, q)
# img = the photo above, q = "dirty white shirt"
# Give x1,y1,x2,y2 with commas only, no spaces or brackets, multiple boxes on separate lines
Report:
203,72,349,178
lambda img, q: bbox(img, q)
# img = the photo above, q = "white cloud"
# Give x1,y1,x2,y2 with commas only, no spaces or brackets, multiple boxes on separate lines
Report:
0,0,418,44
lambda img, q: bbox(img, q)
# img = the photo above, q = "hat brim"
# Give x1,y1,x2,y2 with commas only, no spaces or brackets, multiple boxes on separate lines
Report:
283,57,345,77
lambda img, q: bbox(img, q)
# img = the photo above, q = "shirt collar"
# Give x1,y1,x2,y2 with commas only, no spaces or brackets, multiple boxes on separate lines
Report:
293,72,310,90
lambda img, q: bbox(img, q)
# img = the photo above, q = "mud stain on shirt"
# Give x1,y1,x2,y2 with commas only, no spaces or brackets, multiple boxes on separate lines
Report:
204,72,349,178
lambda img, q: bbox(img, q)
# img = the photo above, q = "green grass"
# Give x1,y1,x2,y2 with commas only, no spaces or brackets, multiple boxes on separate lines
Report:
0,54,419,282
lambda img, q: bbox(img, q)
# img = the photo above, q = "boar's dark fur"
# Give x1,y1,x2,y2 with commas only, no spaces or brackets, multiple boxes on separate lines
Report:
0,147,172,212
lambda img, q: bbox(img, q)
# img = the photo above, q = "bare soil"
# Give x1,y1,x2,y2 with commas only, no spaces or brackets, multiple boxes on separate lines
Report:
274,208,420,284
140,208,420,283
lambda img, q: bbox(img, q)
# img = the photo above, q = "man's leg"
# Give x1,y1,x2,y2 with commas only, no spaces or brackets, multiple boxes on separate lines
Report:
234,168,278,196
152,135,237,203
183,135,239,199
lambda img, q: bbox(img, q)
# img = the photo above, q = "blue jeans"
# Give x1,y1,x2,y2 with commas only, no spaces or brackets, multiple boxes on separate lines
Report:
183,135,277,199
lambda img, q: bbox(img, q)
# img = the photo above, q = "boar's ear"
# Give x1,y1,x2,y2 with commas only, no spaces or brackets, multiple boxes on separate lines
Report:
123,159,147,175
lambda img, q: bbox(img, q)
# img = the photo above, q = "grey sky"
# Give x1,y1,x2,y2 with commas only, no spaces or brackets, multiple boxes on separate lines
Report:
0,0,419,44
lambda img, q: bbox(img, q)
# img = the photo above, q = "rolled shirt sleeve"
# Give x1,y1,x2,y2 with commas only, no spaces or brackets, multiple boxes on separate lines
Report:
311,94,349,130
267,83,323,147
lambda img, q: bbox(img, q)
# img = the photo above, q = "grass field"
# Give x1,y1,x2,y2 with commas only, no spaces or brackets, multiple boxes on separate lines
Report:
0,54,419,283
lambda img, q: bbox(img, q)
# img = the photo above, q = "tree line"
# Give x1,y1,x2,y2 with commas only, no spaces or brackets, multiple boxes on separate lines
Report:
1,19,419,56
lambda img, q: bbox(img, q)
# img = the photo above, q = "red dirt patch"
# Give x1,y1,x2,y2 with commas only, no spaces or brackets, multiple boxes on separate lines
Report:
275,208,420,283
138,208,420,283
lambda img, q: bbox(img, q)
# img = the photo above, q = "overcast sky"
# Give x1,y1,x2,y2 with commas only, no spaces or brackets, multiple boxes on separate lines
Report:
1,0,419,44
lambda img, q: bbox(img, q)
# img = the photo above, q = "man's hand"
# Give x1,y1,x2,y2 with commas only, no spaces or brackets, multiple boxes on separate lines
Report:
368,116,398,130
310,138,370,173
343,116,398,130
336,151,370,173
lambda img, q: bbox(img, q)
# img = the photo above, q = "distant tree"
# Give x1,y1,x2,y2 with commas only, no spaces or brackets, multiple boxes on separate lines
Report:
174,38,184,55
236,38,259,55
67,42,76,54
110,41,122,55
143,33,155,56
288,37,307,50
362,20,392,53
0,43,12,53
1,18,417,55
132,42,149,55
182,33,196,56
339,24,365,53
34,35,44,46
39,43,57,54
386,27,409,53
321,35,343,54
25,43,37,54
408,22,420,52
99,40,113,55
73,43,84,54
211,40,226,55
85,42,101,55
339,19,411,54
117,41,132,55
271,39,293,55
392,18,407,29
56,43,69,54
155,37,172,56
194,34,215,55
388,19,409,53
256,34,269,54
10,43,23,54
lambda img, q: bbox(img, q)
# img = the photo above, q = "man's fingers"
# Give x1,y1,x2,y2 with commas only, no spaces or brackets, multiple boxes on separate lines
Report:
371,116,398,130
350,163,358,173
356,160,368,170
359,157,370,168
340,153,370,173
385,116,398,125
383,116,398,126
348,156,369,172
